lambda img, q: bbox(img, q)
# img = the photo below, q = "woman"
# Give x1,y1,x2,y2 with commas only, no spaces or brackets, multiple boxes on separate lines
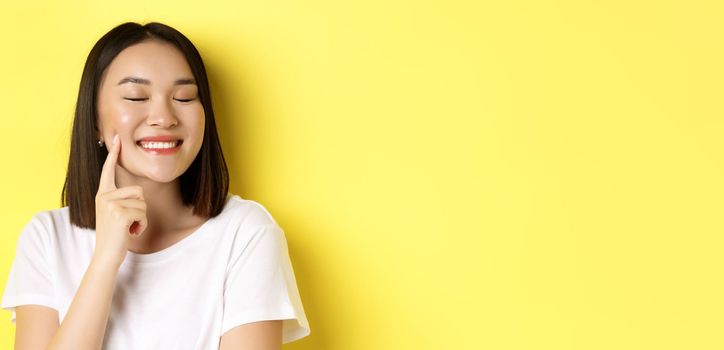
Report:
1,22,310,349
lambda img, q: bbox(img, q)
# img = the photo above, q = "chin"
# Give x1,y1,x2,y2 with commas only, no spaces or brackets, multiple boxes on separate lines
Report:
146,174,181,183
136,168,180,183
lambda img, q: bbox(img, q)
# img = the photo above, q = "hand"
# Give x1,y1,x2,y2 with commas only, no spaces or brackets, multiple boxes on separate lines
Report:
93,134,148,268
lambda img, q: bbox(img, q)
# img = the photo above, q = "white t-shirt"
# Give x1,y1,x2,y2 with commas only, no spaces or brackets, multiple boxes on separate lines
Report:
1,193,310,348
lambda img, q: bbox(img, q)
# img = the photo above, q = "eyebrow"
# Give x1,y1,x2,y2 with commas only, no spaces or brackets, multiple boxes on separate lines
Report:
117,76,196,86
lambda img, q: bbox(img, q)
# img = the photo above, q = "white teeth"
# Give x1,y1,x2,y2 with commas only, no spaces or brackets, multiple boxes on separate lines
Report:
139,141,179,149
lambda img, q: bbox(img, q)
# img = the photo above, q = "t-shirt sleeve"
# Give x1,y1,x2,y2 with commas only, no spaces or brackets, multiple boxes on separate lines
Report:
221,223,311,344
1,212,57,323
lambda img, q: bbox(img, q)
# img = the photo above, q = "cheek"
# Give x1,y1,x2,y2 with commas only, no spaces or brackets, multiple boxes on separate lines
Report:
98,109,144,145
117,113,134,126
107,103,144,128
197,116,205,136
180,108,205,138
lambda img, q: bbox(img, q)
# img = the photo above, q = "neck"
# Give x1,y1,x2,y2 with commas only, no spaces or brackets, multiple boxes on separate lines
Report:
113,165,193,235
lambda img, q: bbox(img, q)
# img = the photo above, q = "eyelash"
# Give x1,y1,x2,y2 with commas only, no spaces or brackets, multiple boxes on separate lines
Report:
123,98,197,102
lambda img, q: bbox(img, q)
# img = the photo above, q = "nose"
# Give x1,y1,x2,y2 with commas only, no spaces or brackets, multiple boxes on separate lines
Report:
147,98,178,128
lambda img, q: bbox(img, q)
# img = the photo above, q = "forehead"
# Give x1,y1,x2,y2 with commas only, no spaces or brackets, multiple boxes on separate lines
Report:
102,40,193,86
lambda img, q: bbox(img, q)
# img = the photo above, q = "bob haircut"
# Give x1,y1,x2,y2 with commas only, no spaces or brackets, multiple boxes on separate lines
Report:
61,21,229,229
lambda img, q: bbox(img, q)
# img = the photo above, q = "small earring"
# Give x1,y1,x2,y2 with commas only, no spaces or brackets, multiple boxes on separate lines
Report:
98,139,104,148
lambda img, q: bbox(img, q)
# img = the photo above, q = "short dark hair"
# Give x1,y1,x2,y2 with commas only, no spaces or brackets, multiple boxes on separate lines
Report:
61,21,229,229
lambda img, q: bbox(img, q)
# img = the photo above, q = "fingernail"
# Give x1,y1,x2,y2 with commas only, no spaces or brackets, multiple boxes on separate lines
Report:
113,134,118,145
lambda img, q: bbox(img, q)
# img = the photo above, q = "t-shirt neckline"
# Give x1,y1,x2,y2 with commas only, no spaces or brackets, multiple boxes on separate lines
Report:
122,193,234,264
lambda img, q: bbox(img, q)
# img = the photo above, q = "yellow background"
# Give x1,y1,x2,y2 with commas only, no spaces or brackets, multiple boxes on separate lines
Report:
1,0,723,349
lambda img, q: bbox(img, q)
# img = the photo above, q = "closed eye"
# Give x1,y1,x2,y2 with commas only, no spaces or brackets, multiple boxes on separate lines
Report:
123,97,197,102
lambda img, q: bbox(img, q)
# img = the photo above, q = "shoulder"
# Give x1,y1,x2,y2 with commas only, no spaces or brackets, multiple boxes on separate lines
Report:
18,208,60,240
14,207,70,254
17,206,91,246
221,194,288,255
223,194,281,228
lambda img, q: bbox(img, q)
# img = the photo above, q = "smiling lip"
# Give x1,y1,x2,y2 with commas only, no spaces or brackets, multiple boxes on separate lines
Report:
137,138,183,155
137,135,182,142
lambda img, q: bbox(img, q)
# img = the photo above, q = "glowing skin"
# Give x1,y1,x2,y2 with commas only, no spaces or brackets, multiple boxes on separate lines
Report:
95,39,207,253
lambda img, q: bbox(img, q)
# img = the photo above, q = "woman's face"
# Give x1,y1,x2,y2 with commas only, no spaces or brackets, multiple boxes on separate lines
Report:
96,39,205,184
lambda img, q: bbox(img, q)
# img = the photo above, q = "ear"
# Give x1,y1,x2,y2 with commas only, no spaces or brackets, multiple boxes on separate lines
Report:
95,121,103,141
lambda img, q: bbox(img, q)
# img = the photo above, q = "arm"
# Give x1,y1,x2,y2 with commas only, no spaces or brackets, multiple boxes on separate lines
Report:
219,320,283,350
14,305,58,350
44,258,119,350
38,134,144,349
13,257,119,350
13,136,145,350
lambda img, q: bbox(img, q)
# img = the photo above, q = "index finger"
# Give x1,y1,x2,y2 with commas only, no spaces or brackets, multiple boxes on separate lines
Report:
98,134,120,194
